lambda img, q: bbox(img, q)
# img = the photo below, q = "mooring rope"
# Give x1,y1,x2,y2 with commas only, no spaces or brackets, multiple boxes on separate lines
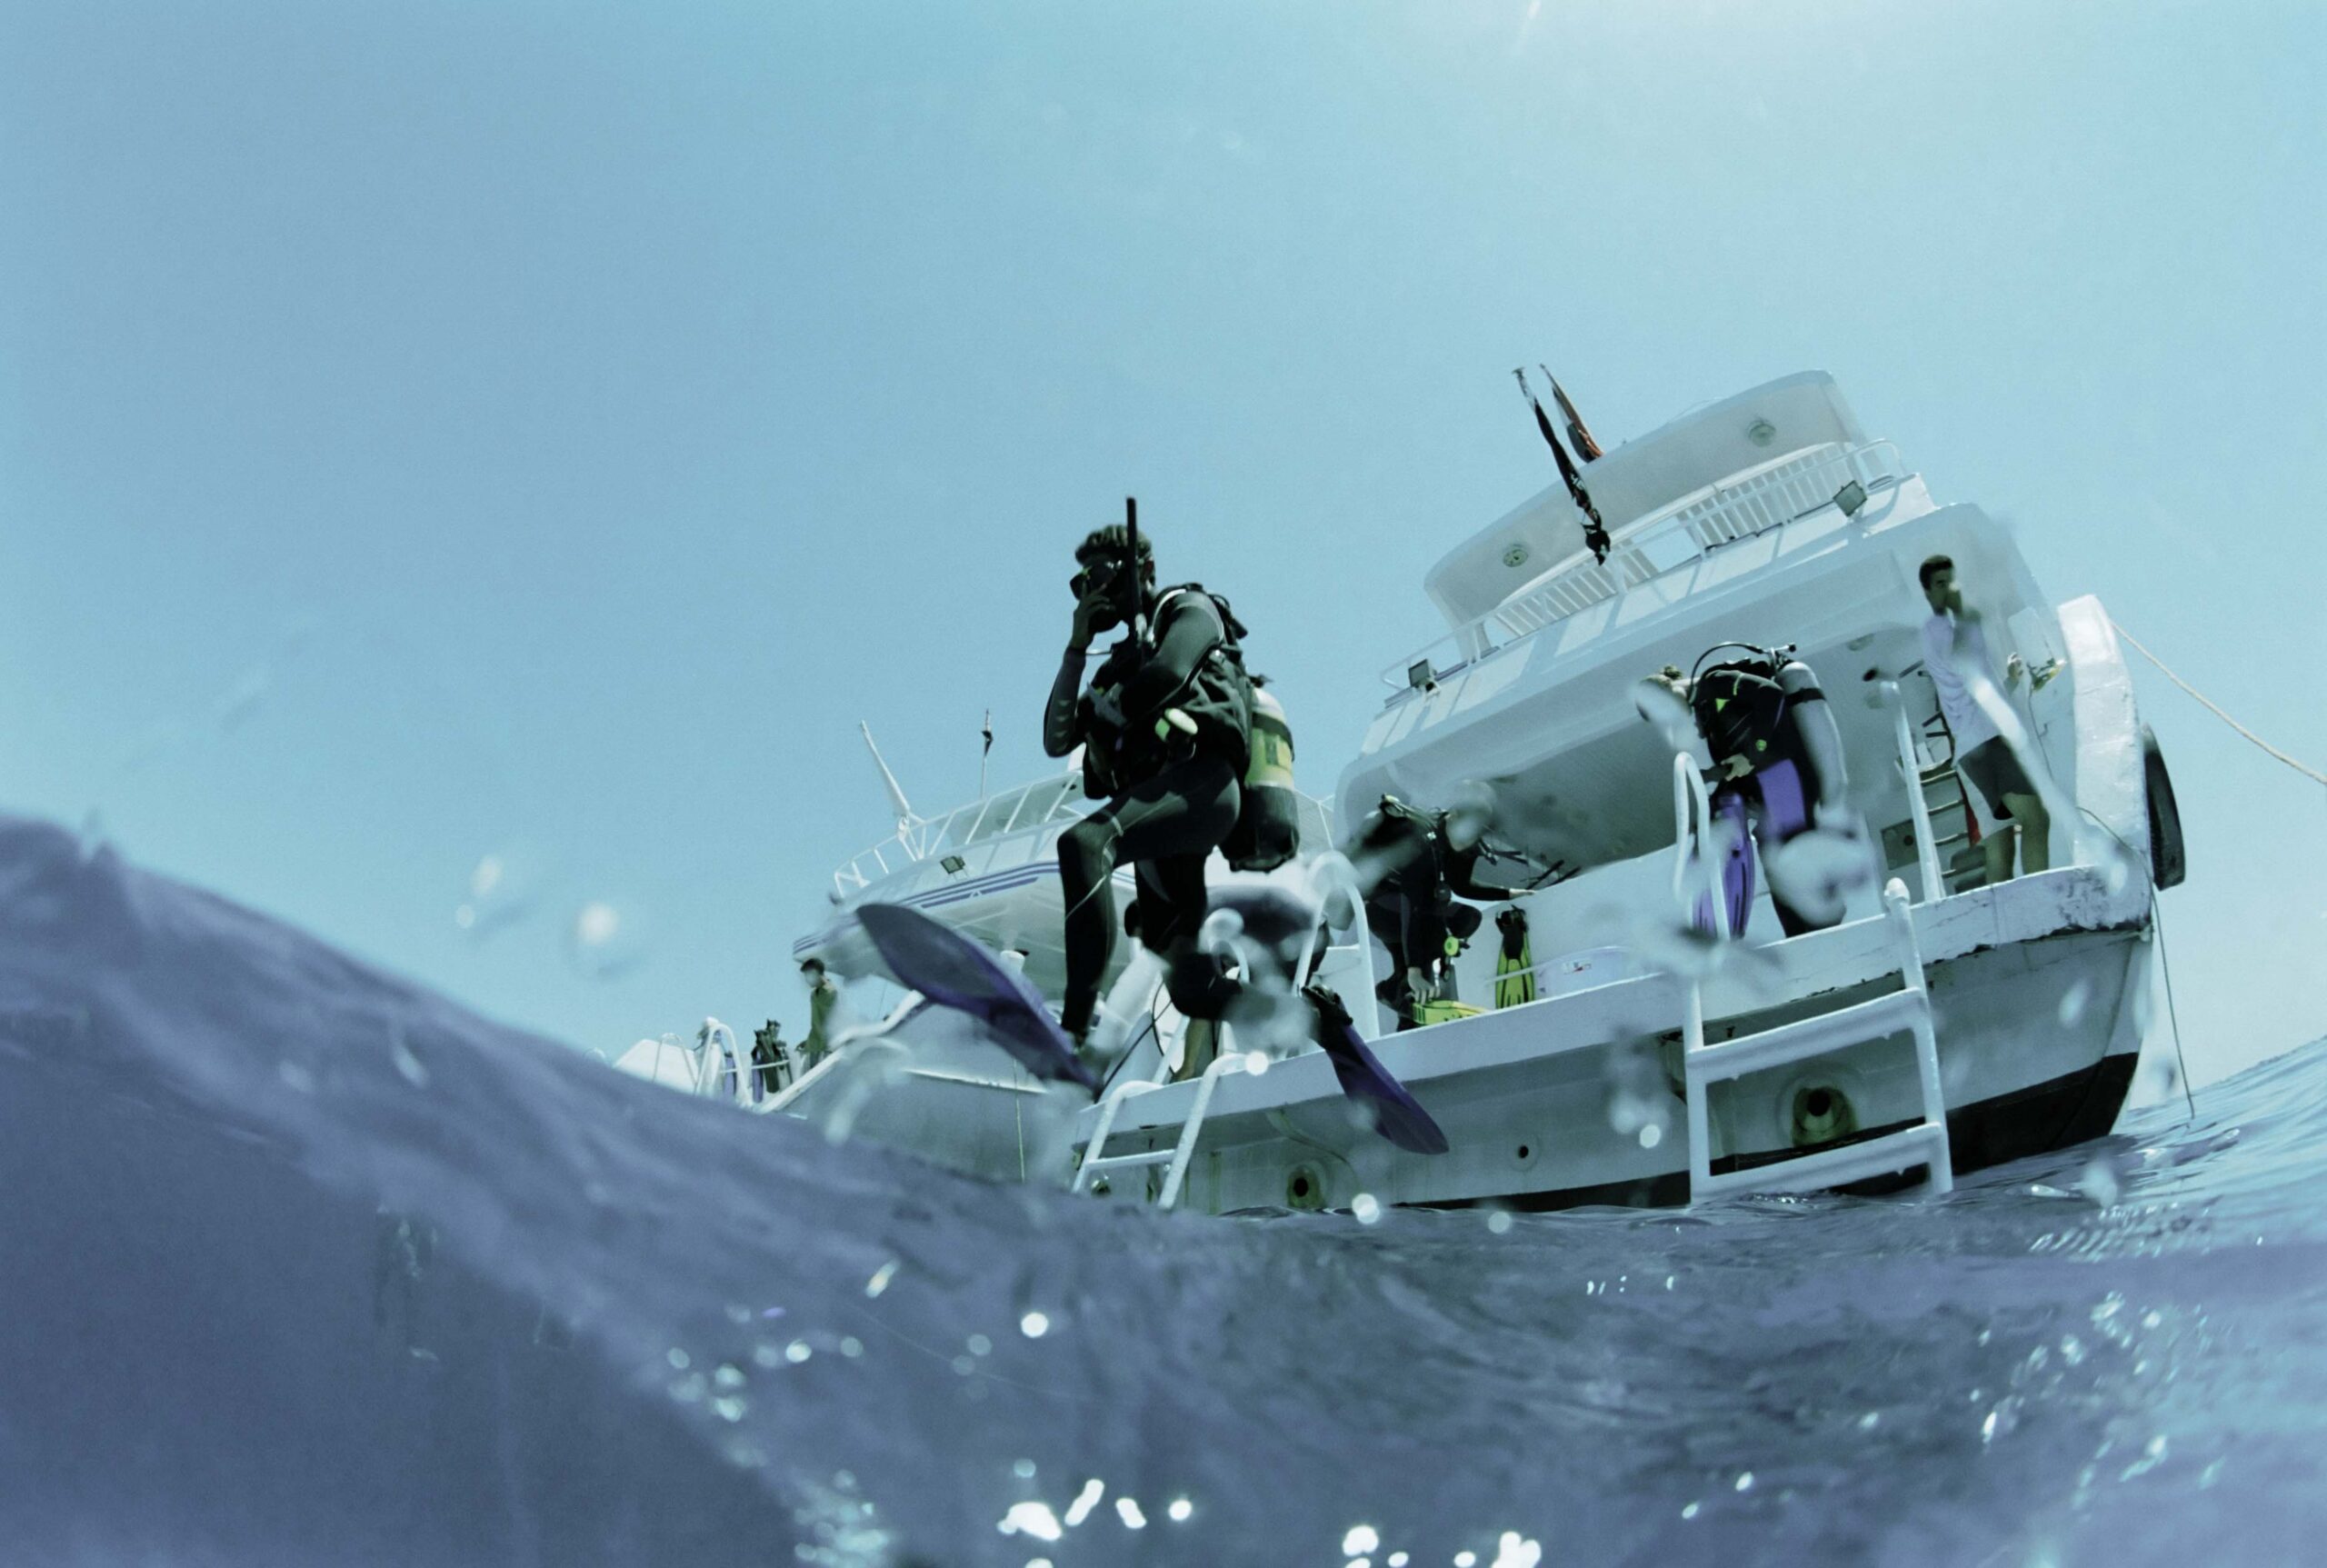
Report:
2112,620,2327,788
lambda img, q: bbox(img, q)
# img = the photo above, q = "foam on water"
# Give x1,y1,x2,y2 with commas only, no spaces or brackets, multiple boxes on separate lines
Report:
3,815,2322,1565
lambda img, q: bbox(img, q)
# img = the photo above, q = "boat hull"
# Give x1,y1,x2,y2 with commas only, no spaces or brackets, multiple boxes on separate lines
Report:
771,868,2153,1212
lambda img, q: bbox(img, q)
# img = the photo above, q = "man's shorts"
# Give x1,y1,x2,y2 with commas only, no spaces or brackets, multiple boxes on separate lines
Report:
1959,737,2035,817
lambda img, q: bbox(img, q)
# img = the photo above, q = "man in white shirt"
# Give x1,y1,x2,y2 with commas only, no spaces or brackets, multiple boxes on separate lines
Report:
1919,554,2056,884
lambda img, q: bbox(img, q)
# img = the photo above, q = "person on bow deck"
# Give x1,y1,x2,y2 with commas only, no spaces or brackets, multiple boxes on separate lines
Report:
1348,794,1503,1030
1043,523,1254,1054
1920,554,2058,884
797,958,840,1070
1646,644,1857,939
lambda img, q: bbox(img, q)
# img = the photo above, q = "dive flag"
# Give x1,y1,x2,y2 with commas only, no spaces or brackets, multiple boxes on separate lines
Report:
1545,369,1603,461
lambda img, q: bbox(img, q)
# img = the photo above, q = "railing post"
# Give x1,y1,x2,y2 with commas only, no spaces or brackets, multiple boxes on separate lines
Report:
1884,681,1946,902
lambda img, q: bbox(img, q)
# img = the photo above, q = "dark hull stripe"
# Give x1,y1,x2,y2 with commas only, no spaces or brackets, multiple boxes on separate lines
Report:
1420,1053,2140,1213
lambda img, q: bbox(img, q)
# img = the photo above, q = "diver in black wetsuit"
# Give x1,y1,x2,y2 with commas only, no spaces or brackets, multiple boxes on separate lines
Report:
1642,647,1857,938
1043,523,1253,1050
1349,795,1507,1029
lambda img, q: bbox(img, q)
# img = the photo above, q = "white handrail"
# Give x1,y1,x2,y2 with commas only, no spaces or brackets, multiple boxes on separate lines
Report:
694,1019,745,1102
1884,680,1946,903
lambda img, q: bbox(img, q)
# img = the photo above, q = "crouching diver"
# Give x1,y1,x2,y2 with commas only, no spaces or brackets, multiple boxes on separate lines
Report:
1645,645,1855,938
1349,794,1507,1030
1043,509,1255,1055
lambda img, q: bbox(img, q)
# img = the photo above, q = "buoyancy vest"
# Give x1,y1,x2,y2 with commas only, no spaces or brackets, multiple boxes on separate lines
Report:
1689,646,1796,772
1150,584,1255,764
1078,584,1254,796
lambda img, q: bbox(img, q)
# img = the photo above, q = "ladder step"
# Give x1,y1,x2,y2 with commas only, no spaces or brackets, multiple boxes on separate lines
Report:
1081,1148,1174,1173
1686,989,1926,1085
1696,1123,1949,1200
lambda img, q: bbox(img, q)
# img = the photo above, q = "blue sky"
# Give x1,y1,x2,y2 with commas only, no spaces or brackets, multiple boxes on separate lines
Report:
3,1,2320,1084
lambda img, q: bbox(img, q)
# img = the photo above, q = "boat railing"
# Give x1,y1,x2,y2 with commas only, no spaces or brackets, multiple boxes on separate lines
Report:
829,780,1342,900
830,775,1093,896
1381,439,1909,693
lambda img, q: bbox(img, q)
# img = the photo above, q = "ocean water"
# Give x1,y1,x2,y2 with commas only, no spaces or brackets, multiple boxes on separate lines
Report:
2,814,2321,1566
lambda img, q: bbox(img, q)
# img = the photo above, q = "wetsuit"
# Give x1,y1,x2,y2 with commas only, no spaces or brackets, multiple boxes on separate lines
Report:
1699,660,1843,938
1351,800,1499,1026
1044,588,1245,1038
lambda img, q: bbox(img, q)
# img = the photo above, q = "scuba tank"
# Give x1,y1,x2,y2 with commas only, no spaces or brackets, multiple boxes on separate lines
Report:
1223,678,1302,872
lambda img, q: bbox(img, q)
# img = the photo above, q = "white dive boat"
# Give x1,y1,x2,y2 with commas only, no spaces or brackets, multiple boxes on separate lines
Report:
681,372,2186,1213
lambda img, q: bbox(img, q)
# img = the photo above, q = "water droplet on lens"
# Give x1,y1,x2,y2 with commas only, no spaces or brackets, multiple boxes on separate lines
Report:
2074,1156,2123,1208
996,1502,1064,1541
1020,1311,1051,1338
1062,1479,1104,1527
1351,1193,1382,1224
1343,1525,1381,1555
389,1031,430,1086
2057,980,2092,1025
1167,1497,1193,1522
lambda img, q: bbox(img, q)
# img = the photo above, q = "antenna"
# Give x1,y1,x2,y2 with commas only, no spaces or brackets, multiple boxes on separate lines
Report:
859,722,918,839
